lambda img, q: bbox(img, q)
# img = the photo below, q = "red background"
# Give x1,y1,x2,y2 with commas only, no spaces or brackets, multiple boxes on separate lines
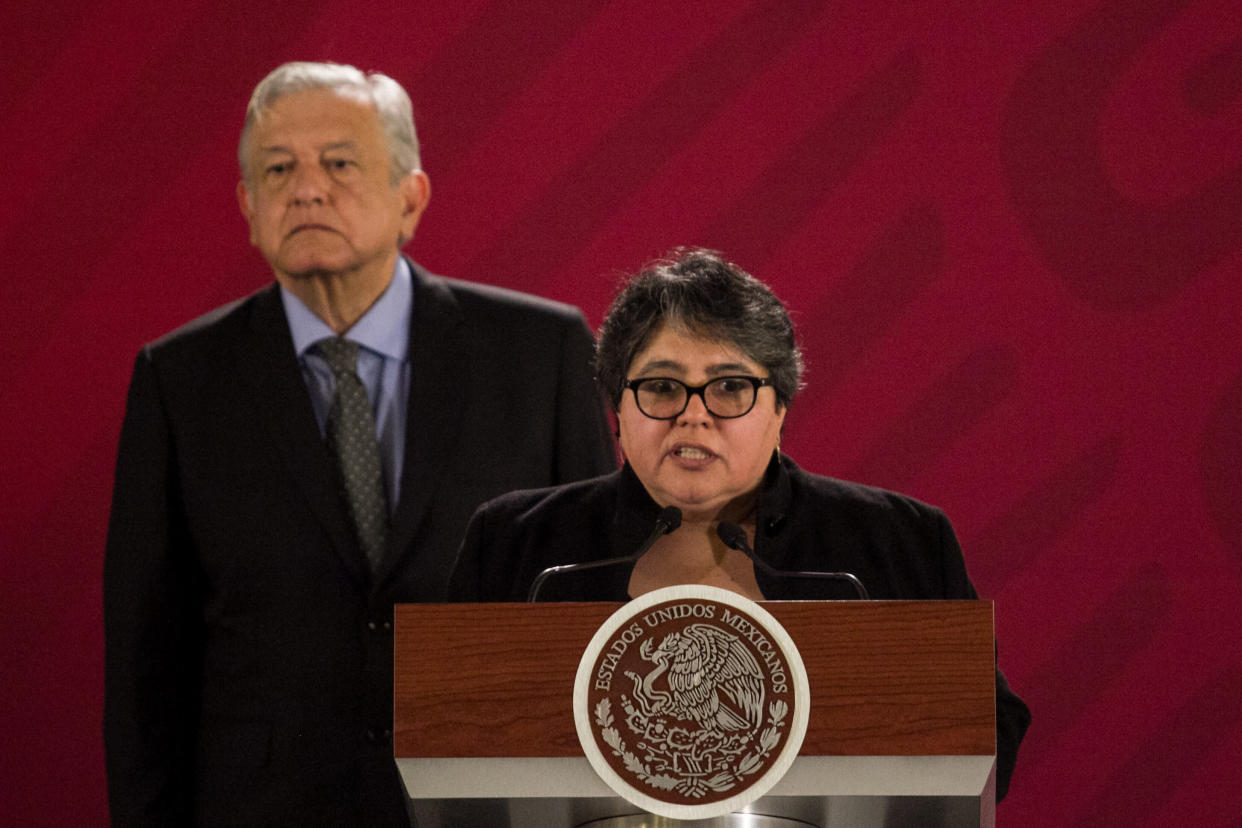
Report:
3,1,1241,824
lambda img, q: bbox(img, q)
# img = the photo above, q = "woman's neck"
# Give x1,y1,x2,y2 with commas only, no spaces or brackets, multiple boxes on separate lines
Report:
627,518,763,601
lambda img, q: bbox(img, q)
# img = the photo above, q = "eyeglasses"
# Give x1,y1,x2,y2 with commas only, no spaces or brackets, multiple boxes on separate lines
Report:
623,376,774,420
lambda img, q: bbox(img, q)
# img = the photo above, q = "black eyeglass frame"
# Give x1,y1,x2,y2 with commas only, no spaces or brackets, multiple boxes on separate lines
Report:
622,376,775,420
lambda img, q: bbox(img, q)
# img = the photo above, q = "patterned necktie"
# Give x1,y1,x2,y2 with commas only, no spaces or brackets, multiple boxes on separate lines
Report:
316,337,389,572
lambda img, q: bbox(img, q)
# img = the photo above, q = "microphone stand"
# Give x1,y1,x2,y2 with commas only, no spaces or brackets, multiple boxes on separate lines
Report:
527,506,683,602
716,521,870,600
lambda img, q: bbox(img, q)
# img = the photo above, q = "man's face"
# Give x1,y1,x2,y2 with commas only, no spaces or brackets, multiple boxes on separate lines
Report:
237,88,428,284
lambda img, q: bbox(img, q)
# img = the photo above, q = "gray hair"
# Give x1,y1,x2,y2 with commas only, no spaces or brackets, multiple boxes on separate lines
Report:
596,248,804,411
238,61,421,185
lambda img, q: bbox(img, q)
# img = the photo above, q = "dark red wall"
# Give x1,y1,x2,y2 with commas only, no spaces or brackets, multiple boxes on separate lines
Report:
3,1,1240,824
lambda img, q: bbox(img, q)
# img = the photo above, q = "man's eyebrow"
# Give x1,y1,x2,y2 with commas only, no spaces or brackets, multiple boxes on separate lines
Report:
257,141,358,155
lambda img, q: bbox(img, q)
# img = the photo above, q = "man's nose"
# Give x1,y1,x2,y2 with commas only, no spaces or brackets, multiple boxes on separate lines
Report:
290,164,331,204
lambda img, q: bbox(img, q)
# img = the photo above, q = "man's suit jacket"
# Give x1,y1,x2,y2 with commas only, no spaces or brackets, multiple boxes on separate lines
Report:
103,260,617,826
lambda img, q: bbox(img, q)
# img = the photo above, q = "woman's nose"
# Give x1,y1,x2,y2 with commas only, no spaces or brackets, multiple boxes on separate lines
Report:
677,389,713,423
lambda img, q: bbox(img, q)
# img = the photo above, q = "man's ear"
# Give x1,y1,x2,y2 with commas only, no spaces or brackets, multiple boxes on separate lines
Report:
237,180,258,245
397,171,431,245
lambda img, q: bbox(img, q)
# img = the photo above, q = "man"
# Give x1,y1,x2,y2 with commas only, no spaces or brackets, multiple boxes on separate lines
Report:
104,62,616,826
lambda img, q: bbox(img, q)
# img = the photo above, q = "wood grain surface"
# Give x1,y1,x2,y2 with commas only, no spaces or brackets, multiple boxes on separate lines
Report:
394,601,995,759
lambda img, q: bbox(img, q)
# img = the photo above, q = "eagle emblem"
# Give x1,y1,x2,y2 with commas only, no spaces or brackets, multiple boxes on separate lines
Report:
576,586,808,819
626,623,765,735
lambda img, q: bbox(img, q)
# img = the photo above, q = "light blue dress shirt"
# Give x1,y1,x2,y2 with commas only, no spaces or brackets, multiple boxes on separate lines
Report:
280,258,413,516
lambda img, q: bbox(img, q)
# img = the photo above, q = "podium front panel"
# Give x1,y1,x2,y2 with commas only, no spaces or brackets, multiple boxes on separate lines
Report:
394,601,997,827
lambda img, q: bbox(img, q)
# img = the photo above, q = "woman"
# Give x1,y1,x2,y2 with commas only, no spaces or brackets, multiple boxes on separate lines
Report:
447,247,1029,798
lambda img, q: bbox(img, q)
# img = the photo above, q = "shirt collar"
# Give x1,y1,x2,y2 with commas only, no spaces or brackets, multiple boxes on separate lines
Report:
281,257,413,361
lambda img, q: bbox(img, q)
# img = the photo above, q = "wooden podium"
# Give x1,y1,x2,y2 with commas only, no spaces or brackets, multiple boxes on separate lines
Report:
394,601,997,828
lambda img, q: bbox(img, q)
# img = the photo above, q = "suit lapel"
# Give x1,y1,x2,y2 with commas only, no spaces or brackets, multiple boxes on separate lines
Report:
378,262,469,587
237,284,371,588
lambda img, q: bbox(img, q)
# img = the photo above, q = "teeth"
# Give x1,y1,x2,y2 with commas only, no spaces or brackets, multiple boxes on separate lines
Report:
677,447,711,460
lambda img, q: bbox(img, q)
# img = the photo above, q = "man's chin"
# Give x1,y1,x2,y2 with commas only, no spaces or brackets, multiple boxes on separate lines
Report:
274,253,356,281
269,237,358,277
280,266,337,281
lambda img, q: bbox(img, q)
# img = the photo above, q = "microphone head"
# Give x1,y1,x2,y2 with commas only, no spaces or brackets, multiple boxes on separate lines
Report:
715,521,748,551
657,505,683,534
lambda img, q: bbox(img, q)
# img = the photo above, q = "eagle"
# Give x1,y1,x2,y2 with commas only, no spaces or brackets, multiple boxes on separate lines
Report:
626,623,764,732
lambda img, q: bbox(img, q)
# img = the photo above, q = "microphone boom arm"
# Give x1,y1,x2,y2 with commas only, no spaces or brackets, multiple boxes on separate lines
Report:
527,506,683,602
716,521,870,600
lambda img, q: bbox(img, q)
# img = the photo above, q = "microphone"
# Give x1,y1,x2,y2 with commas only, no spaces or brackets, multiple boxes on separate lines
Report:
526,506,683,602
716,521,870,600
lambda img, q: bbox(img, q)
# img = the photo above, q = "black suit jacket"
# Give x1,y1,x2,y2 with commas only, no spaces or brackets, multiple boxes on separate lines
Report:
449,454,1030,800
103,260,617,826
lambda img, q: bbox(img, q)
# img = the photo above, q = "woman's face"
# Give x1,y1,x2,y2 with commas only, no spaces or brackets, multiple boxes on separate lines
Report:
618,323,786,522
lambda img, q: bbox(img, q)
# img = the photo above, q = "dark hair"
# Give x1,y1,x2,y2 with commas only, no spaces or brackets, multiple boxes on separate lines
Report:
596,248,804,410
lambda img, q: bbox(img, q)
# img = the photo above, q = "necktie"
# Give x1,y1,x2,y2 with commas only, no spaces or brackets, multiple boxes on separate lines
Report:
316,337,389,572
